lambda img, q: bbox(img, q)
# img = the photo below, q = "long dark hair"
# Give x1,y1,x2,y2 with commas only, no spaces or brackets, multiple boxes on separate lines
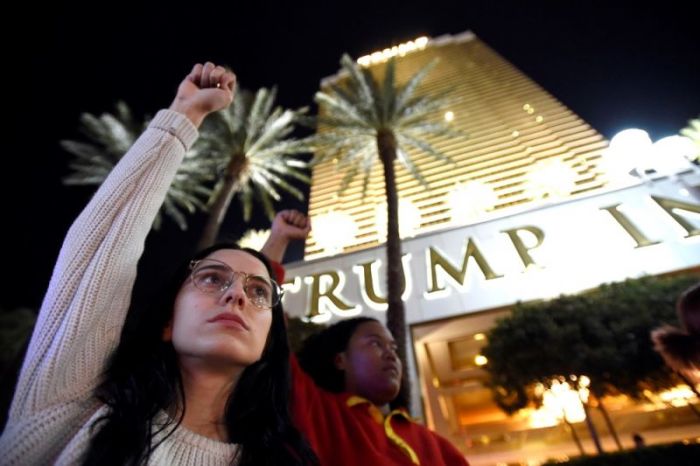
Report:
83,243,317,465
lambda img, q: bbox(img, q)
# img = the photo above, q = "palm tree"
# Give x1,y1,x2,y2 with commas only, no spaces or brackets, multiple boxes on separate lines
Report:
62,101,216,230
309,54,457,408
62,88,312,246
194,86,311,249
680,117,700,164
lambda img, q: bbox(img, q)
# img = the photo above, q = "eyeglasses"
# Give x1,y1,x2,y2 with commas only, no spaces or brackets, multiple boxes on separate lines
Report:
189,258,282,310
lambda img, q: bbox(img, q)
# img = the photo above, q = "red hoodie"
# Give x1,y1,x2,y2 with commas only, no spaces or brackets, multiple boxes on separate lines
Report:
290,350,468,465
273,260,468,465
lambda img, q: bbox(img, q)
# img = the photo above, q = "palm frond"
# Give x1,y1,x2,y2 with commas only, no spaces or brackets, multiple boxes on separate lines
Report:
336,142,377,171
250,170,283,201
340,54,375,113
314,92,374,128
308,53,456,198
244,87,273,151
394,59,439,112
305,129,376,167
253,168,305,200
195,86,312,225
240,184,254,222
248,108,297,155
338,165,360,194
258,187,277,220
402,122,464,139
254,159,311,184
396,131,453,164
395,147,428,187
162,199,189,230
62,101,213,230
381,58,397,124
680,117,700,162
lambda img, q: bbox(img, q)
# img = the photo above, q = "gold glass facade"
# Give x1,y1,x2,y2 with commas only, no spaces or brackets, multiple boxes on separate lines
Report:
305,32,610,259
298,31,700,464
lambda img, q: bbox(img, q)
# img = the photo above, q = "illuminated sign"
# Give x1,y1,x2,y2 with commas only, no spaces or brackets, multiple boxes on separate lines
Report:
283,174,700,324
357,36,429,67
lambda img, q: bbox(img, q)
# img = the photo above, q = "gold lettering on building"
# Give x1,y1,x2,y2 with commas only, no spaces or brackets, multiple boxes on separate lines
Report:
650,195,700,238
307,271,356,318
354,259,407,306
601,204,660,248
501,226,545,269
426,239,503,294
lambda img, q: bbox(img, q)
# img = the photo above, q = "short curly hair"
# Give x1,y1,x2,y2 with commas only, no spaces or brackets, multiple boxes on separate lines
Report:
651,282,700,372
297,317,377,392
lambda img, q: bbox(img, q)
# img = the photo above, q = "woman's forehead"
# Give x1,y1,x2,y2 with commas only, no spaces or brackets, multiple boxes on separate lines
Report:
204,249,269,277
354,321,393,341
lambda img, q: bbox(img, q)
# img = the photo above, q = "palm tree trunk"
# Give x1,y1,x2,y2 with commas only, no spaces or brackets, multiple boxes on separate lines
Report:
563,417,586,456
593,394,622,451
677,372,700,420
581,401,604,454
377,129,410,411
197,155,246,250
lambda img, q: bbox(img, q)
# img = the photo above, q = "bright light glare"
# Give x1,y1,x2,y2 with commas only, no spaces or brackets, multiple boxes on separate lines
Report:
237,229,270,251
447,181,498,224
647,135,695,176
375,198,422,240
313,211,358,256
526,159,578,199
529,377,588,428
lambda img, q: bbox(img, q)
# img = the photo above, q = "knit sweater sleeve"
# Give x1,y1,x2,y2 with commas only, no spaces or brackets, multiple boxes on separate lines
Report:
7,109,198,420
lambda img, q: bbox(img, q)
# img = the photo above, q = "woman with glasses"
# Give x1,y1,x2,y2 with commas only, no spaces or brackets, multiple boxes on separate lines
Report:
0,62,317,466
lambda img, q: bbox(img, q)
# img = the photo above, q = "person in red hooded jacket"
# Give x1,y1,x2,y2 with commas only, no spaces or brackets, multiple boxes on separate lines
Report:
262,210,469,466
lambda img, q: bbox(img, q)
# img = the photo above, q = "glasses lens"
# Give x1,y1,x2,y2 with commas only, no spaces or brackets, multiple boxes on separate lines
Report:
192,261,233,293
190,259,281,309
244,276,281,309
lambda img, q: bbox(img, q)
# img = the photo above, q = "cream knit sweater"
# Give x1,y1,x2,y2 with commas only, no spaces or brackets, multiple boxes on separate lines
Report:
0,110,239,465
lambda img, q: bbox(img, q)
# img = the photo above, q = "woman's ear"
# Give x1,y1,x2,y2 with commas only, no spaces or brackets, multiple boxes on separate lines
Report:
334,352,347,371
162,320,173,341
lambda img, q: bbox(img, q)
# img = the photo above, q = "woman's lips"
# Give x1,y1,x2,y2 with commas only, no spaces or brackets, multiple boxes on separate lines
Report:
208,313,249,330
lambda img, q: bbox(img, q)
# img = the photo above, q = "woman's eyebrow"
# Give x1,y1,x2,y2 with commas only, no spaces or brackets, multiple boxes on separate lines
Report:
363,333,396,343
248,273,273,282
198,263,230,270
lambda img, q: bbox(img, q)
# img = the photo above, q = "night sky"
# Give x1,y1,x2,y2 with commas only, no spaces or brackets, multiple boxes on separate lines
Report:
4,0,699,311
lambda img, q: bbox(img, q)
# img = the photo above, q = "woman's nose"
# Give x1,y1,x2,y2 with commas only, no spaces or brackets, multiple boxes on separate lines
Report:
220,278,247,308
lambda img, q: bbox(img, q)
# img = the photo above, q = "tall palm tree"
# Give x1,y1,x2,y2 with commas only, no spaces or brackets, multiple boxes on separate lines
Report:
62,101,216,230
194,86,311,249
309,54,457,408
680,117,700,163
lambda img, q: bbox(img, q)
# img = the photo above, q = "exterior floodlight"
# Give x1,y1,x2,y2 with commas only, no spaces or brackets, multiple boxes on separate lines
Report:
313,211,358,256
447,181,498,224
375,198,422,240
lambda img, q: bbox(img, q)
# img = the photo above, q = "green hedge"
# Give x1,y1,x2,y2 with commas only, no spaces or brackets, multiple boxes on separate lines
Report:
544,443,700,466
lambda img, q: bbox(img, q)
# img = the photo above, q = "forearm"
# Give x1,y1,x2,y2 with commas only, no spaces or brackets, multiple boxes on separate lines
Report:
56,110,196,289
10,110,197,417
260,232,291,263
169,100,208,128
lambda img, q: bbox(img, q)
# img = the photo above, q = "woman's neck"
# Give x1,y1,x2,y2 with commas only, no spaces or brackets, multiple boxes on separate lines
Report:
177,360,243,441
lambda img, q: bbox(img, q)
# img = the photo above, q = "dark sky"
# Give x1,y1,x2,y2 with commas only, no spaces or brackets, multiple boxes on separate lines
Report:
4,0,699,311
